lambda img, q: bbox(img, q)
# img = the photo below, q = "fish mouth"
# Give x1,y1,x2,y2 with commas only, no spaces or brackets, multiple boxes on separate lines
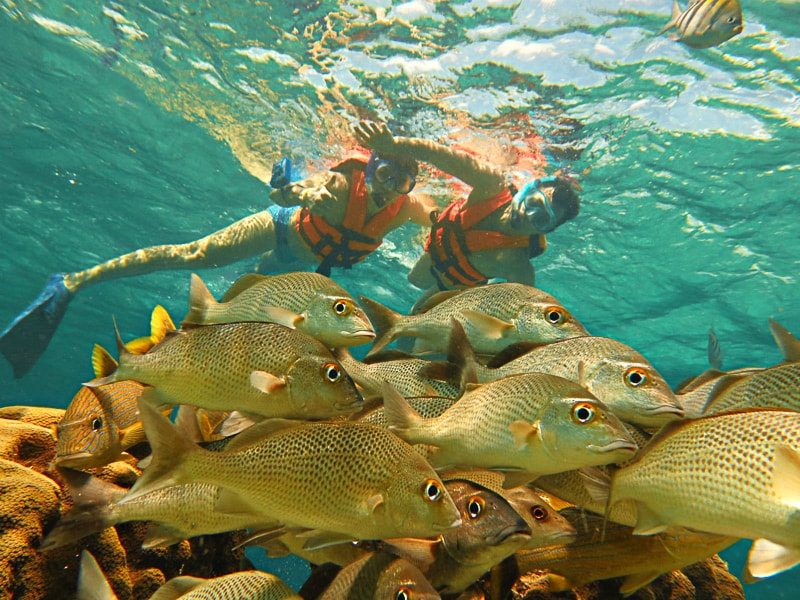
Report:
53,452,94,467
546,529,577,544
334,398,364,412
487,524,531,546
436,516,463,531
645,404,684,418
589,439,638,454
340,329,376,340
733,25,744,34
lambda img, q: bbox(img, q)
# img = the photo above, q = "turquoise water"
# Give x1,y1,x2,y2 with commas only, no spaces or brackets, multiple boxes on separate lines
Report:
1,0,799,596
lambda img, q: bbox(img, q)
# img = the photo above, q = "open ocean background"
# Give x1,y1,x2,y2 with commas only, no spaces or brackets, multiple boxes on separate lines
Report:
1,0,799,596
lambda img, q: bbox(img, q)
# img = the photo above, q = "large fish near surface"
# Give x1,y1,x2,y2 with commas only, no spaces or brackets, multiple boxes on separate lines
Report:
513,508,735,595
336,348,461,400
360,283,588,358
383,376,637,477
597,410,800,581
658,0,743,49
182,272,374,348
129,401,461,542
316,552,440,600
448,323,683,428
88,321,362,419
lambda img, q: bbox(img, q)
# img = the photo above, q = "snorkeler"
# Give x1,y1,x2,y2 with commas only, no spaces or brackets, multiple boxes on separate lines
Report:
0,122,437,378
353,121,580,302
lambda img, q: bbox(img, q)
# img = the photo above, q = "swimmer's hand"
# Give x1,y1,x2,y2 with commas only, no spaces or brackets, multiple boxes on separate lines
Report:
353,121,396,154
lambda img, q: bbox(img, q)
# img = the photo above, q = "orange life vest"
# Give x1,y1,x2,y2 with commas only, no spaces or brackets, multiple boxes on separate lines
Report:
295,158,408,276
424,188,546,288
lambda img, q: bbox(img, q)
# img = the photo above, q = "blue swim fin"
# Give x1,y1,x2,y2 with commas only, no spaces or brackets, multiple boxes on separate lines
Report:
0,273,73,378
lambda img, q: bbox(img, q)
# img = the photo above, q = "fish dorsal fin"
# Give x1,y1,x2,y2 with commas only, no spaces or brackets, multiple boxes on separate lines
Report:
745,539,800,582
707,328,723,370
769,319,800,363
461,310,514,341
417,360,460,384
675,368,725,394
486,341,541,368
91,344,118,379
412,289,463,314
77,551,118,600
362,349,416,364
700,373,751,413
148,576,207,600
224,418,304,452
221,273,268,302
772,444,800,509
440,468,507,496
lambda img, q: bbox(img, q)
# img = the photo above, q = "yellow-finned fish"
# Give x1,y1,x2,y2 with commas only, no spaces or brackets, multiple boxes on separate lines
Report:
128,401,461,542
448,322,683,428
336,348,461,400
88,321,362,419
360,283,587,358
123,304,176,354
383,376,637,477
182,272,374,348
317,552,440,600
601,410,800,581
658,0,743,49
513,508,736,596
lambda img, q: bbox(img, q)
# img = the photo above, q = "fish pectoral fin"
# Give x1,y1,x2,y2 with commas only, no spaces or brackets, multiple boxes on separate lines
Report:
216,411,260,437
214,488,259,516
544,574,572,593
298,530,356,551
509,420,538,450
772,444,800,509
619,571,661,596
578,466,611,505
461,310,514,340
632,502,669,535
262,305,305,329
745,539,800,581
384,537,439,570
366,493,385,513
119,423,146,449
250,370,287,394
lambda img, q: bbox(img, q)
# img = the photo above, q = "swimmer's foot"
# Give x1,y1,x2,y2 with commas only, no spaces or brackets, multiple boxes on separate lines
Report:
0,273,73,378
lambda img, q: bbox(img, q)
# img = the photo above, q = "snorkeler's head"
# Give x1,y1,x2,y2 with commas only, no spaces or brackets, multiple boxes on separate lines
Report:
511,176,581,233
365,151,419,206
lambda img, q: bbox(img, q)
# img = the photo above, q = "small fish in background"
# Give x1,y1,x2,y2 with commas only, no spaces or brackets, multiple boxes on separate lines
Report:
658,0,744,49
87,321,363,420
182,272,375,348
315,552,440,600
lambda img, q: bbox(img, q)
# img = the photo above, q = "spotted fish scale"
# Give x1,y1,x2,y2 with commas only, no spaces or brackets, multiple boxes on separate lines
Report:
318,552,439,599
150,571,300,600
339,352,460,399
611,410,800,546
703,363,800,415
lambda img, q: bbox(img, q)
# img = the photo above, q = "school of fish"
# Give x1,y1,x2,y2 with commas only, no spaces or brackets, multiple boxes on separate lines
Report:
42,240,800,597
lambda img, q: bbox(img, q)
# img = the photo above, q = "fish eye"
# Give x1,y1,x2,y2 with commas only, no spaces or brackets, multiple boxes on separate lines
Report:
323,363,341,383
624,367,648,387
423,479,442,502
396,587,411,600
531,505,549,521
91,417,103,431
727,16,736,23
544,306,565,325
332,299,352,316
571,402,596,424
467,495,485,519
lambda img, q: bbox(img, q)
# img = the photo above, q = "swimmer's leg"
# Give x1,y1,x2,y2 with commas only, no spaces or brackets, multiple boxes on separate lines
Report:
0,211,276,378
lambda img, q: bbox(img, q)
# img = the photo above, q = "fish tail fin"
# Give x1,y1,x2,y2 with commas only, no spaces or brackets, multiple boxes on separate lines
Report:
745,539,800,582
77,550,118,600
382,382,425,442
657,0,681,36
91,344,119,379
40,468,125,550
183,273,218,325
124,393,198,501
769,319,800,363
359,295,406,356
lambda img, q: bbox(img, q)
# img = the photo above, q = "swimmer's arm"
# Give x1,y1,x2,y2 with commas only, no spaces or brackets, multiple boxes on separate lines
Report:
353,121,506,199
269,172,347,208
398,193,439,226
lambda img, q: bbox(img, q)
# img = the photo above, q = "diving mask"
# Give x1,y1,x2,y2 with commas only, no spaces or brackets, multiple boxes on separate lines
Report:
511,177,559,233
366,152,417,196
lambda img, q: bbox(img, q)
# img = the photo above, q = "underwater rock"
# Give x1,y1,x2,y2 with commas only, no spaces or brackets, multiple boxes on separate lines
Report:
509,555,745,599
0,407,250,600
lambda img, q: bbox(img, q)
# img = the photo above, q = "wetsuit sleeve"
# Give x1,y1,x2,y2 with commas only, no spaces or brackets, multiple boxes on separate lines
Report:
65,211,276,290
390,137,508,202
